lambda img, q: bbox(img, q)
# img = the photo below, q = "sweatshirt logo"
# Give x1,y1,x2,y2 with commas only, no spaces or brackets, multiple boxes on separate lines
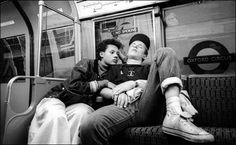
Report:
127,70,135,77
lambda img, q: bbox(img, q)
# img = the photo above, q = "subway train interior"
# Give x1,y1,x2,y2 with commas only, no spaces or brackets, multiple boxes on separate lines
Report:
0,0,235,144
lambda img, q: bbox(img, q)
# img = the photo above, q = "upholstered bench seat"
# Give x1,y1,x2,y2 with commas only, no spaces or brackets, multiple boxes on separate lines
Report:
110,74,236,145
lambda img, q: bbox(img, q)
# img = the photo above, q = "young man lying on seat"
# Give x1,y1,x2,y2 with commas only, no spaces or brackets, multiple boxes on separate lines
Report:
80,34,215,145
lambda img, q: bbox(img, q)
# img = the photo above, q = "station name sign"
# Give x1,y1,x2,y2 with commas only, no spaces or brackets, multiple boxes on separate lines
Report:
184,54,235,64
184,40,236,74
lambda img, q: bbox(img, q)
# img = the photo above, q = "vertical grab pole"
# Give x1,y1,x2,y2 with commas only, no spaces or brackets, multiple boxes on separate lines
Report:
74,17,81,63
36,0,44,76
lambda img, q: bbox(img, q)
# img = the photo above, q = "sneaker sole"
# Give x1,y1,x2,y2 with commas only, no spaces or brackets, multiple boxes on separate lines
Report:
162,126,214,143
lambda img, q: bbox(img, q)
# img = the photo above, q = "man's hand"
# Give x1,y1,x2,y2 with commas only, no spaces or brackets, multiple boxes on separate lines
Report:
113,81,136,95
113,93,130,108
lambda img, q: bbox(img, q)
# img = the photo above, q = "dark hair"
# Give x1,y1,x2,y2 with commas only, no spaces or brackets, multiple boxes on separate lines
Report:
96,39,123,60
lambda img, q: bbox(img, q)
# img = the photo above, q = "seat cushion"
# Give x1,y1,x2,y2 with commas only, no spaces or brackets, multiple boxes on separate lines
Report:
110,126,236,145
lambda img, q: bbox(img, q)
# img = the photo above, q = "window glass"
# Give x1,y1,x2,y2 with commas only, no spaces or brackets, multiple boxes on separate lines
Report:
95,11,155,63
39,7,75,78
0,35,25,83
165,1,235,74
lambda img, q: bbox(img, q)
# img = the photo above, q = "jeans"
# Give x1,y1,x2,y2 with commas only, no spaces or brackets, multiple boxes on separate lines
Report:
80,47,181,145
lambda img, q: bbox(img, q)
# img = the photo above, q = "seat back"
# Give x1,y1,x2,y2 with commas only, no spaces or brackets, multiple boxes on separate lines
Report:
2,76,65,144
187,74,236,127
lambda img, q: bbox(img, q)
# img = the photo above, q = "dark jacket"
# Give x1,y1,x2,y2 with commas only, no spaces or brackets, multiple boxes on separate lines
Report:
46,59,108,107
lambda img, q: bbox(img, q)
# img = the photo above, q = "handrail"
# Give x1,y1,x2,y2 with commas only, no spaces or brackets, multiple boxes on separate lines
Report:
41,76,66,82
2,75,66,144
5,76,66,103
37,0,44,76
5,76,37,103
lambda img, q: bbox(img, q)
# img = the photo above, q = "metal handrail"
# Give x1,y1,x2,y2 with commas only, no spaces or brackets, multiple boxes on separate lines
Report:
4,75,66,113
5,76,36,103
2,75,66,144
37,0,44,76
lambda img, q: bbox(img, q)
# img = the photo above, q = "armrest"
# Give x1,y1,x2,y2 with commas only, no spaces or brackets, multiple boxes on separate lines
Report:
4,76,66,121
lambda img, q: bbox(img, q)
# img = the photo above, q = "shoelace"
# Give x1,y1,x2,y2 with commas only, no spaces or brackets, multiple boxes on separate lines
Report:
180,117,204,133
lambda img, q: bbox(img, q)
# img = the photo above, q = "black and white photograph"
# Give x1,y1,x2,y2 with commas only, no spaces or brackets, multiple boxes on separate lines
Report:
1,0,235,145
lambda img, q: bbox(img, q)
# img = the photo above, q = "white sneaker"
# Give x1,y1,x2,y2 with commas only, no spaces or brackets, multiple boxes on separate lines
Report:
162,108,215,143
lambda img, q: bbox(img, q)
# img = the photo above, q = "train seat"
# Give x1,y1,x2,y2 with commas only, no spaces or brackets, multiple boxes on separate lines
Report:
2,74,236,145
110,74,236,145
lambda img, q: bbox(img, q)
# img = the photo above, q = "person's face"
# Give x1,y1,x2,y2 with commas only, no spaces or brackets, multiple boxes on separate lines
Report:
127,40,147,61
100,44,119,65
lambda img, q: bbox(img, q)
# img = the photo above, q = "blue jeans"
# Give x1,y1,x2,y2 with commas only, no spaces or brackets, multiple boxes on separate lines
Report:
80,47,181,145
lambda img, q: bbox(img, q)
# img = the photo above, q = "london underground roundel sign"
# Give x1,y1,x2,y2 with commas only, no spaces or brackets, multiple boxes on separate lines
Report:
184,40,235,74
